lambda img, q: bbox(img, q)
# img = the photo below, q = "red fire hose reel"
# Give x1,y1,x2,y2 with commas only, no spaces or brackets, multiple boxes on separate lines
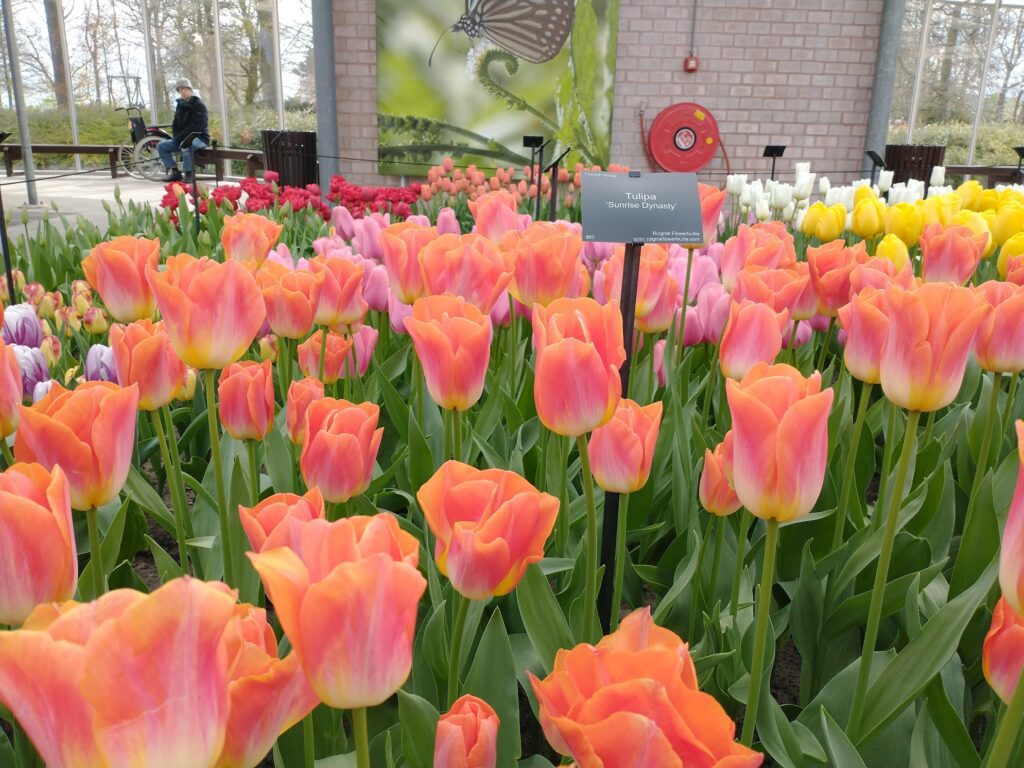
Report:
641,102,728,175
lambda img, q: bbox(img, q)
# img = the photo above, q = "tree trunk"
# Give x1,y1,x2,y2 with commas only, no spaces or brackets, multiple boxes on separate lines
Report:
937,5,960,121
257,5,275,106
42,0,70,107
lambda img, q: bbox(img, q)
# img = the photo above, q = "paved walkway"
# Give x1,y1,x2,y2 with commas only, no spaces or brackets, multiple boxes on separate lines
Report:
2,171,176,231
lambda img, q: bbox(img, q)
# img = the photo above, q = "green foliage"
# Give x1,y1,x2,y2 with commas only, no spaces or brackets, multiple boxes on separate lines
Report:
887,121,1024,167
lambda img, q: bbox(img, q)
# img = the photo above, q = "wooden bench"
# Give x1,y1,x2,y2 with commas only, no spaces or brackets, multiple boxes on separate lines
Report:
944,165,1022,187
194,146,265,181
2,143,121,178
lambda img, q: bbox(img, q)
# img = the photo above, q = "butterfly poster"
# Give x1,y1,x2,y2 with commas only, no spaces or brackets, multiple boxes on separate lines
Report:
376,0,620,175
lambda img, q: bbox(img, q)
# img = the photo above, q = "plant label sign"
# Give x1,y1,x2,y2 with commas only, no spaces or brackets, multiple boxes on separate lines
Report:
581,171,703,245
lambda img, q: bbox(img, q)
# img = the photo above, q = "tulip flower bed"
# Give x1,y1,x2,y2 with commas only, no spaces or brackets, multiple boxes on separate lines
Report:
2,163,1024,768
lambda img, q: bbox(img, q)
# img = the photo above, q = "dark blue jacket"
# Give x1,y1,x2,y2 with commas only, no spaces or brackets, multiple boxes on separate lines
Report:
172,95,210,146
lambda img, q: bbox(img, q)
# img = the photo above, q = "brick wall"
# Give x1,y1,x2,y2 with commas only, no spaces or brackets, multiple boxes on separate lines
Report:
333,0,885,185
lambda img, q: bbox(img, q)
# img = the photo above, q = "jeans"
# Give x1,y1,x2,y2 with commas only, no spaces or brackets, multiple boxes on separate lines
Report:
156,136,209,172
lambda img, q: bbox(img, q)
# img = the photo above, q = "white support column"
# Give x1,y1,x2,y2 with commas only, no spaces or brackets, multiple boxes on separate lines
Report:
906,0,934,144
967,0,1002,165
271,0,286,129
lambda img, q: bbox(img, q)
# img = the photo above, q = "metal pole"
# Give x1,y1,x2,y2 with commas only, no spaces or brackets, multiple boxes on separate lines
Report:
862,0,908,177
534,142,546,221
312,0,338,187
967,0,1002,165
1,0,38,205
53,0,81,171
211,0,231,175
0,187,16,305
597,238,642,631
140,0,160,123
269,0,286,130
906,0,934,144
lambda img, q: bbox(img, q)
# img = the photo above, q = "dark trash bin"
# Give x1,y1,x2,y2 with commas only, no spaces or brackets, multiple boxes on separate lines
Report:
261,130,318,187
884,144,946,185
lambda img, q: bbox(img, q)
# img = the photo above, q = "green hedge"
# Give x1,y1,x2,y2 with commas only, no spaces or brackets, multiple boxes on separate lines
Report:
887,121,1023,167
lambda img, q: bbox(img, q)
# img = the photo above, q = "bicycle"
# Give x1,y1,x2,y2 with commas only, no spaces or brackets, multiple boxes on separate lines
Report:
115,105,172,181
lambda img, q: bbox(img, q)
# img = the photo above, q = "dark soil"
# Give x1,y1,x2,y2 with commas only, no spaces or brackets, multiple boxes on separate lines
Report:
770,639,803,708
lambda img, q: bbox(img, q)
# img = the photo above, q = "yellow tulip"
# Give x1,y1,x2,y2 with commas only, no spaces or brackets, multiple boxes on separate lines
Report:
998,232,1024,279
801,202,847,242
852,198,885,240
854,185,879,206
952,210,995,258
917,194,960,229
876,233,910,271
980,189,1002,212
994,203,1024,246
884,203,923,247
955,180,984,211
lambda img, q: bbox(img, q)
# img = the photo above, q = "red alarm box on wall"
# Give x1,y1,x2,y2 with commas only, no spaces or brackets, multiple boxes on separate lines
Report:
683,55,699,73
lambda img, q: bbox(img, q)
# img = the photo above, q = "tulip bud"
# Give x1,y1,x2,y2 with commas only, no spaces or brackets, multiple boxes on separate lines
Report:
259,334,279,363
82,307,109,335
53,306,81,337
818,176,831,196
435,695,500,768
21,283,45,306
176,367,197,401
877,170,894,193
929,165,946,187
1,304,43,347
37,291,63,320
984,597,1024,705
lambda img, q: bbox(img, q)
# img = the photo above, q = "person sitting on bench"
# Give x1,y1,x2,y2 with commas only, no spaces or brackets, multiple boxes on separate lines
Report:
157,79,210,183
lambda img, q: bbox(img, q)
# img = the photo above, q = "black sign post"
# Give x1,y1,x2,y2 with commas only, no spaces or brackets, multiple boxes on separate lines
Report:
0,187,16,306
582,170,703,630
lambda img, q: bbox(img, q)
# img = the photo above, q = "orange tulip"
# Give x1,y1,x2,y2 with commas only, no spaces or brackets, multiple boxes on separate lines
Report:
469,189,523,243
588,399,663,494
699,183,726,245
256,261,325,339
719,300,789,380
404,294,493,411
309,256,368,329
380,222,437,304
879,282,988,412
848,255,916,294
221,211,284,265
218,360,275,441
418,461,558,599
807,240,867,316
15,381,139,510
147,254,266,370
215,602,319,768
532,297,626,437
0,337,22,437
975,282,1024,373
249,514,426,708
700,431,741,516
286,376,325,445
720,223,797,293
733,265,811,318
109,319,187,411
504,221,584,308
984,597,1024,705
529,607,763,767
419,233,514,313
726,363,834,522
300,398,382,503
0,578,241,768
435,694,500,768
239,487,326,554
919,222,986,284
0,463,76,626
999,421,1024,614
297,330,353,385
598,244,671,317
81,235,160,322
837,288,889,384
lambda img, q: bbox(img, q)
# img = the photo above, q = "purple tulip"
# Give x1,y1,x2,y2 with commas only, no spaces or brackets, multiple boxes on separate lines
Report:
11,344,49,397
32,379,54,404
331,205,356,241
436,207,461,236
85,344,117,382
1,303,43,348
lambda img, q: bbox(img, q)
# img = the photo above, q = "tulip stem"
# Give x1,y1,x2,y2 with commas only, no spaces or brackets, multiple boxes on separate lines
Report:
833,381,874,550
150,410,191,574
162,406,202,578
966,371,1003,523
555,433,570,560
576,435,600,642
787,321,800,366
740,519,780,747
447,592,470,706
0,438,14,468
730,511,753,619
1001,372,1019,443
453,409,463,462
848,408,920,738
317,327,328,383
86,506,106,597
708,515,725,618
676,250,695,358
246,439,260,506
351,707,370,768
815,317,835,374
610,492,631,632
701,348,719,431
205,369,235,587
302,712,315,768
872,402,900,531
984,666,1024,768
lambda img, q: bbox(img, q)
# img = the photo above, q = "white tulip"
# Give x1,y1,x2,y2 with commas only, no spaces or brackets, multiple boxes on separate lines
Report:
756,199,771,221
878,170,894,193
793,172,816,201
819,176,831,196
726,174,747,196
782,201,796,222
929,166,946,187
771,183,793,210
794,162,811,178
927,184,953,198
